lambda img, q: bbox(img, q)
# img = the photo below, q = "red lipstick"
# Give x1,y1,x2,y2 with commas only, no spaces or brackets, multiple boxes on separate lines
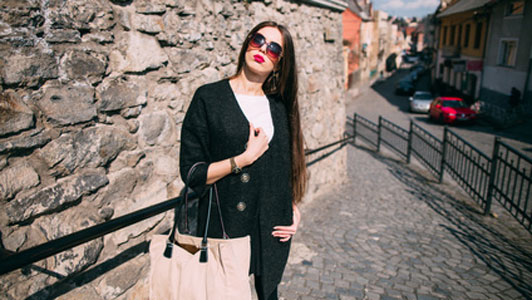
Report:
253,54,265,63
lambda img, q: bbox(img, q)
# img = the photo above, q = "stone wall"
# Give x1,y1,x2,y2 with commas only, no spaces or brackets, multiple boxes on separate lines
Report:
0,0,346,299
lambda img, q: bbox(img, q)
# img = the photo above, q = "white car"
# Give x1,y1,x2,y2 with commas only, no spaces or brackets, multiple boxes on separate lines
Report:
409,91,433,113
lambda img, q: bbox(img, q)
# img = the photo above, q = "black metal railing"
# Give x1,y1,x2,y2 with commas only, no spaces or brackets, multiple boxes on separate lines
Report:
410,122,443,180
488,139,532,231
353,114,378,149
352,113,532,233
444,127,491,209
379,116,409,161
0,133,353,276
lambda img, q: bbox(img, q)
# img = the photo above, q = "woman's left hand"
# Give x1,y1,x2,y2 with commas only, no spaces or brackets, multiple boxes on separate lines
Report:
272,204,301,242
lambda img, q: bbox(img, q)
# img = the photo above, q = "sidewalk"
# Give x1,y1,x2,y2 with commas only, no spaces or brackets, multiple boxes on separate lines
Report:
278,144,532,300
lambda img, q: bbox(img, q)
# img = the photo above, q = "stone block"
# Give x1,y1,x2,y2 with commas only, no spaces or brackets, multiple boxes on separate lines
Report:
166,48,209,74
56,285,101,300
0,0,41,27
0,161,40,201
148,82,180,103
48,0,114,31
0,52,58,87
39,126,135,176
121,106,143,119
97,254,148,299
60,50,107,84
108,150,146,173
109,31,168,73
97,77,147,113
2,227,27,252
156,11,181,46
82,31,115,44
38,82,97,126
0,92,35,137
36,208,104,276
138,111,174,146
45,29,81,43
0,129,53,154
100,167,139,206
105,179,166,245
135,0,167,14
6,169,109,224
133,14,164,34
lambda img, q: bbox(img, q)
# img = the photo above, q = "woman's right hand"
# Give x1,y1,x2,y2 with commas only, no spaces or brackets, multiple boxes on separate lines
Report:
239,123,269,167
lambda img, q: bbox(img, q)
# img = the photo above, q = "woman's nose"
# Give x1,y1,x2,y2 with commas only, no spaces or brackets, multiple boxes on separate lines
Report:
259,43,268,53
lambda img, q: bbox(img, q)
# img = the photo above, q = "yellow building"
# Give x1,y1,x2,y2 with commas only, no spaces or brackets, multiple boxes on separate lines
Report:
435,0,492,100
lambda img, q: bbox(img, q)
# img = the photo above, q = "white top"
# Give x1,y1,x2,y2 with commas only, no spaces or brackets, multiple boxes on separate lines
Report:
234,93,274,142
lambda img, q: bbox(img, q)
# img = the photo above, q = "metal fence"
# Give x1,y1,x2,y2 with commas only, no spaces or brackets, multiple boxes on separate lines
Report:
410,122,443,180
443,127,492,210
353,114,378,149
352,113,532,233
379,116,409,161
488,140,532,231
0,133,353,276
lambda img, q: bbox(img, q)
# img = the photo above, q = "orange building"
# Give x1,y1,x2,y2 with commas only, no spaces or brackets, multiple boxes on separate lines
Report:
343,8,363,88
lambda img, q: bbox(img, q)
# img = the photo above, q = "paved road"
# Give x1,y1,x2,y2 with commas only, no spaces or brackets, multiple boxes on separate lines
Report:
346,67,532,158
278,144,532,300
272,76,532,300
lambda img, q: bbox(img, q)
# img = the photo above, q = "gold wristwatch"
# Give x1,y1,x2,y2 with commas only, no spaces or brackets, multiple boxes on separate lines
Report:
230,157,242,174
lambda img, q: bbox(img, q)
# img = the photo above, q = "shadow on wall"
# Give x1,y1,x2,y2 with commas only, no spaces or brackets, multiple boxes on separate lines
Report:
351,142,532,299
25,241,149,299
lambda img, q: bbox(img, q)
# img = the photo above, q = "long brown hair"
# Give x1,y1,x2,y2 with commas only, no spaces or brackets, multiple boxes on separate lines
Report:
232,21,307,204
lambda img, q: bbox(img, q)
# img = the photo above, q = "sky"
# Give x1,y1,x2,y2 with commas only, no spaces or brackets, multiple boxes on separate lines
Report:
371,0,440,18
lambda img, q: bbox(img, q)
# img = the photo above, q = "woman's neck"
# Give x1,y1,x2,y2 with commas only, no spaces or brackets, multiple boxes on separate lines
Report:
230,67,268,96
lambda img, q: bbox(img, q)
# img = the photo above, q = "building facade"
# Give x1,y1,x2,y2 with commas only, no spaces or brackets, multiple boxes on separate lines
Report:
435,0,492,101
481,0,532,109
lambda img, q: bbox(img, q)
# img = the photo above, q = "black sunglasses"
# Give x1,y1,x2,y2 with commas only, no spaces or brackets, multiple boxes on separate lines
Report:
249,33,283,60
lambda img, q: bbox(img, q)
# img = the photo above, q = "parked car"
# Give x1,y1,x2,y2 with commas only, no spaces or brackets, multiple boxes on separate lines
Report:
395,80,414,95
429,97,477,124
409,91,433,113
410,64,425,79
402,55,419,64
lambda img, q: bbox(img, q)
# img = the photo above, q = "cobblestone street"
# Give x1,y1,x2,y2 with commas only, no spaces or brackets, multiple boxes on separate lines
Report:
278,144,532,300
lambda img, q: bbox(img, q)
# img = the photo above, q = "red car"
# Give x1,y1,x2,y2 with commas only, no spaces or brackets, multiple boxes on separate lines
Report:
429,97,477,124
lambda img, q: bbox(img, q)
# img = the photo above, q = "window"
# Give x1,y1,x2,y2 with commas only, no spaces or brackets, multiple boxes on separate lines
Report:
457,25,463,47
505,0,525,16
442,26,448,45
474,22,482,49
464,24,471,48
498,39,518,66
450,25,456,46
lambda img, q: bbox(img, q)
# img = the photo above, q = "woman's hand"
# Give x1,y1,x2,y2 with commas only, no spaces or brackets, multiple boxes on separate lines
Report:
272,203,301,242
237,123,269,167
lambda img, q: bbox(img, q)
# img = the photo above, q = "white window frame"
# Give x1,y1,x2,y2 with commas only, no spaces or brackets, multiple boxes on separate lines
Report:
498,38,519,67
504,0,525,18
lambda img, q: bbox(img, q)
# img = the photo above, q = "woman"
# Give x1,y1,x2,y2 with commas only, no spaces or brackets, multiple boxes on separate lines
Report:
179,21,307,300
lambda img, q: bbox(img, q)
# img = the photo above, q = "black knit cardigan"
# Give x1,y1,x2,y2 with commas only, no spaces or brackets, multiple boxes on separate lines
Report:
179,79,293,297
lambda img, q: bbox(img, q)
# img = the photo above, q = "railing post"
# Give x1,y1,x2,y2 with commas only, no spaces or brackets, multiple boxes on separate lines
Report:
407,120,413,164
485,137,500,215
353,113,357,144
439,126,448,183
377,116,382,152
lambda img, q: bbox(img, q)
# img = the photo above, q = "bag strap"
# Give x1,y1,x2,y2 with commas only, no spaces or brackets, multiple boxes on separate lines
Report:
182,162,206,234
164,162,229,261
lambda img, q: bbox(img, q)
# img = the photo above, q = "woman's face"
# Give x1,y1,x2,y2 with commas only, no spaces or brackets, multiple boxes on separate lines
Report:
244,26,283,77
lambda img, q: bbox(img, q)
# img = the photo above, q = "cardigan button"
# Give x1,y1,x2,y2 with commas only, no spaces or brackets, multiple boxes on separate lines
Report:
240,172,250,183
236,201,247,211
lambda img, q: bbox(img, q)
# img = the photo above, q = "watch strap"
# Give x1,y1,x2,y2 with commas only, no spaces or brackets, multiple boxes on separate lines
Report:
230,157,241,174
